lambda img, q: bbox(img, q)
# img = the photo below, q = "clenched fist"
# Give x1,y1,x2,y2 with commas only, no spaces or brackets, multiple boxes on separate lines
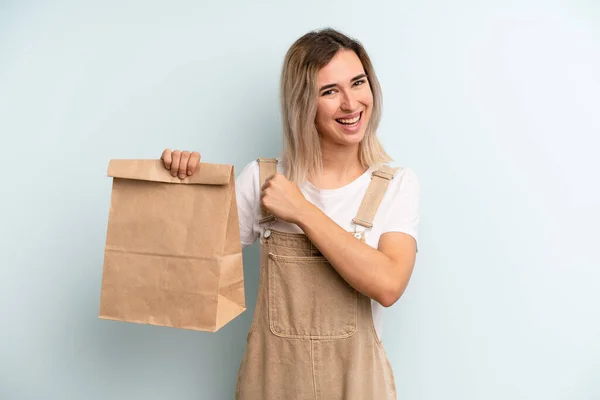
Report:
261,173,315,224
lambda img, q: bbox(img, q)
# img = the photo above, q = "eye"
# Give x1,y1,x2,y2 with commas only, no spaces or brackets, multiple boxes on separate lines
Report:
353,79,366,87
321,89,336,96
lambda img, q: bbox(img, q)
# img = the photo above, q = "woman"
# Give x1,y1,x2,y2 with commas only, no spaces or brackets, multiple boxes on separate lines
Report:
161,28,419,400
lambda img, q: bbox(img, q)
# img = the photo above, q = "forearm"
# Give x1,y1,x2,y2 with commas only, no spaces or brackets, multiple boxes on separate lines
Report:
295,205,400,306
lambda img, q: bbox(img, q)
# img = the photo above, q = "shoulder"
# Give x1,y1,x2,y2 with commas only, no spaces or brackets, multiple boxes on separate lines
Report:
236,159,259,181
375,164,420,218
235,160,259,194
375,164,420,243
235,158,284,191
378,164,420,195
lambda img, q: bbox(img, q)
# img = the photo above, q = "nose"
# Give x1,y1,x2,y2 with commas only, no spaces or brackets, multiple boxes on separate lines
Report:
340,89,358,112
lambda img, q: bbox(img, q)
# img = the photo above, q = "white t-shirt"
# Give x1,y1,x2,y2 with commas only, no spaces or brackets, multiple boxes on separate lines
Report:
235,159,420,340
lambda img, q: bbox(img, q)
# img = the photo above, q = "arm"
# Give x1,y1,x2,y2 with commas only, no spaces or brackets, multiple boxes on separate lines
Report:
295,207,416,307
261,172,418,307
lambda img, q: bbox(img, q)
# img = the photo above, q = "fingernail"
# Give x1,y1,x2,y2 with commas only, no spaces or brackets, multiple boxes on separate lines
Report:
179,174,186,179
187,170,192,175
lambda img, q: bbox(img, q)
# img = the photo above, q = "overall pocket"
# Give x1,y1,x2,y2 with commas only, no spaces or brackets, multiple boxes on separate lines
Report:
267,253,357,339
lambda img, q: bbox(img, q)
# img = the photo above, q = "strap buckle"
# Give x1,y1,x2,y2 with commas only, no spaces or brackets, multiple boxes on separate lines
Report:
371,170,394,180
259,215,277,225
352,217,373,229
351,219,371,240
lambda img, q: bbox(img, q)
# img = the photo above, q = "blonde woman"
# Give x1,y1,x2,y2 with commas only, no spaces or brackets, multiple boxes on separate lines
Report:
161,28,419,400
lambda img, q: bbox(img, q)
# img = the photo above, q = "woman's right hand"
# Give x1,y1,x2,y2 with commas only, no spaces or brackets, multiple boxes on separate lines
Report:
160,149,201,179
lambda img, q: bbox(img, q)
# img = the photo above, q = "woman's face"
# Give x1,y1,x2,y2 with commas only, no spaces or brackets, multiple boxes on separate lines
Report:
315,49,373,148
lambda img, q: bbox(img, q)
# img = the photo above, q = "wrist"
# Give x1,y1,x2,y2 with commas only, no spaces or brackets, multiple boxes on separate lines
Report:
293,201,320,228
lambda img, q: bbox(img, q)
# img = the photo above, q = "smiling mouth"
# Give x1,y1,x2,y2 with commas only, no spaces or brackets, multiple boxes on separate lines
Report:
336,112,362,126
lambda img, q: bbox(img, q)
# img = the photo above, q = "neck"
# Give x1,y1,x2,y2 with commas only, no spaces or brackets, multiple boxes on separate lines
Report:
310,142,366,190
321,146,361,172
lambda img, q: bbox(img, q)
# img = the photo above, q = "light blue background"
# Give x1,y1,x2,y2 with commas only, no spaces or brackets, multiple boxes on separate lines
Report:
1,1,599,399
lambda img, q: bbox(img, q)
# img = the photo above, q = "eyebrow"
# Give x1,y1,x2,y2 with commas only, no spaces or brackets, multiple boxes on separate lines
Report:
319,73,368,92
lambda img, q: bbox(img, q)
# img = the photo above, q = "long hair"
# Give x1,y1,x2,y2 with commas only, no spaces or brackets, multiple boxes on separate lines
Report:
280,28,392,183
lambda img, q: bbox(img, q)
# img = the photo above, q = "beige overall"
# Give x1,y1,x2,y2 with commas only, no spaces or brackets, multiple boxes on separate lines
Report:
235,158,399,400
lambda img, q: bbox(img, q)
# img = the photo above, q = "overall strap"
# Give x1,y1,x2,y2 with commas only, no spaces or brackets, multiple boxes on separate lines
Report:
352,165,399,231
257,158,278,224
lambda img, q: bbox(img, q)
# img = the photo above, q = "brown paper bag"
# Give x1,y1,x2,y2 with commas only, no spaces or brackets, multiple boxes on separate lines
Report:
98,159,245,332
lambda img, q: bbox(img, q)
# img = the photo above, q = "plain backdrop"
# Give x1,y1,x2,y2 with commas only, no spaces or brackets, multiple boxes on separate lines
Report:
1,1,599,399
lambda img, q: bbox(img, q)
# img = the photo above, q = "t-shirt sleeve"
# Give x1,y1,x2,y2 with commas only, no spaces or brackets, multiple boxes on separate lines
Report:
381,167,420,247
235,160,260,249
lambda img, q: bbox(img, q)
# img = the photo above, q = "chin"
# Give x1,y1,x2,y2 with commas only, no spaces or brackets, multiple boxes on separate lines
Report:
327,133,364,148
343,133,366,145
320,120,369,147
338,125,368,144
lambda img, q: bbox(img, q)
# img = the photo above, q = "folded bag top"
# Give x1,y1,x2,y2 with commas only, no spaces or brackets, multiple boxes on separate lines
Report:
107,159,232,185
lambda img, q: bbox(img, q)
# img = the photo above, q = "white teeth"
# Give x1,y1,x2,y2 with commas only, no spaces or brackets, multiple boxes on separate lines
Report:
337,114,361,124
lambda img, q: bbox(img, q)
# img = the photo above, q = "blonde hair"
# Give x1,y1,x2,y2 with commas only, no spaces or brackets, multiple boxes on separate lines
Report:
280,28,392,183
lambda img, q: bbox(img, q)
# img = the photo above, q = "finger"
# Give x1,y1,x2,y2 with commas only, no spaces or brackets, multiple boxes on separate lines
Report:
171,150,181,177
161,149,172,169
188,151,201,175
261,174,275,191
178,151,191,179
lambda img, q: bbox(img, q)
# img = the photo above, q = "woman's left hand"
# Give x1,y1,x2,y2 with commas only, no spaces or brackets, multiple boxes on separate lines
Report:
261,173,314,224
